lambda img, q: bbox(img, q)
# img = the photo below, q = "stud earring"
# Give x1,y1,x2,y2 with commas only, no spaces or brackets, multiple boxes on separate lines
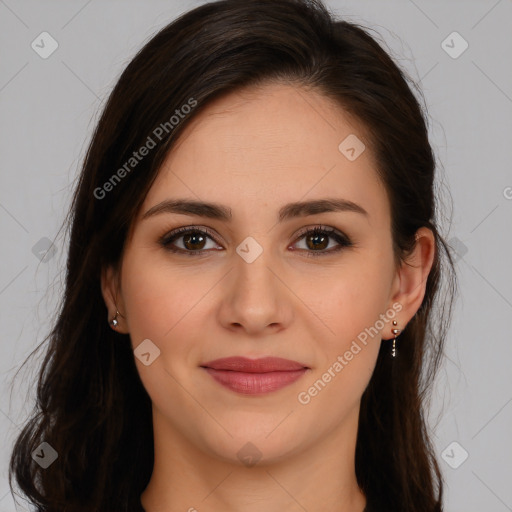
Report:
109,310,120,329
391,320,401,358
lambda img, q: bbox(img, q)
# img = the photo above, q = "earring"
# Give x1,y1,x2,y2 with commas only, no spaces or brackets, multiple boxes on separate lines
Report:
109,310,120,329
391,320,401,358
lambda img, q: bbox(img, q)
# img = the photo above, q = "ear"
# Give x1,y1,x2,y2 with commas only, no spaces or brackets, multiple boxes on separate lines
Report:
385,227,436,339
100,264,129,334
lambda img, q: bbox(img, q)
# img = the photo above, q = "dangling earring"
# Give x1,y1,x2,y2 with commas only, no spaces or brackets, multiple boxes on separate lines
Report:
109,310,120,329
391,320,401,358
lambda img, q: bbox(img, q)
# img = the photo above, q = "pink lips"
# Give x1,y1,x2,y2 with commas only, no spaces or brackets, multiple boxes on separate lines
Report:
201,356,308,395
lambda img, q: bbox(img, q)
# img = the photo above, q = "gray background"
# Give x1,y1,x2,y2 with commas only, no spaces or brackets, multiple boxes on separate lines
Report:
1,1,511,511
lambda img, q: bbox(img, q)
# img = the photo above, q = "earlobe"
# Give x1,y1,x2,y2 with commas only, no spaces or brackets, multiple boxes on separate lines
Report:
387,227,436,336
100,265,129,334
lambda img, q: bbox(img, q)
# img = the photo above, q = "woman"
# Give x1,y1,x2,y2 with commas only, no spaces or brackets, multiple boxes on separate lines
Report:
9,0,457,510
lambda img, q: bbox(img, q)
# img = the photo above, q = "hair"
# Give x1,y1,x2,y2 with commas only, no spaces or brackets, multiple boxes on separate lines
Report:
9,1,457,511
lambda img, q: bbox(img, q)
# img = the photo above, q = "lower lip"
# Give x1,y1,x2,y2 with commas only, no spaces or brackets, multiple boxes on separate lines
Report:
203,368,307,395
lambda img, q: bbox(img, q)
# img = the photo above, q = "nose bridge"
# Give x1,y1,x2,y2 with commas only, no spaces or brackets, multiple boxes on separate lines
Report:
233,235,279,300
220,233,288,331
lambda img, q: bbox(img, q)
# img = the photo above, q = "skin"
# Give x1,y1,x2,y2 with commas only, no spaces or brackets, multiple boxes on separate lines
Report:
101,82,435,512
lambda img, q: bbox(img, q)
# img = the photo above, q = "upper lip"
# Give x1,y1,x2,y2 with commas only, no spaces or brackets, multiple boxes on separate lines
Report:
201,356,308,373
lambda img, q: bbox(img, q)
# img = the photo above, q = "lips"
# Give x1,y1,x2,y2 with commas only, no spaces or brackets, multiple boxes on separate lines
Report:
200,356,309,395
202,356,307,372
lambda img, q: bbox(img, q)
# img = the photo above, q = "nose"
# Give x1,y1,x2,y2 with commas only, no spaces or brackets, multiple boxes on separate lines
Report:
217,243,293,336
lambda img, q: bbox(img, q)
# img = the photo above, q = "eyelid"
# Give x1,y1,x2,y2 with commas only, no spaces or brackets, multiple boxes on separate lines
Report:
292,224,346,241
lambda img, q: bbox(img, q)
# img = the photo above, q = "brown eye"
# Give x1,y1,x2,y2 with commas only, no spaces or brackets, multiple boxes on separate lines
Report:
159,225,353,257
305,230,329,250
181,231,207,251
292,226,353,257
160,227,221,255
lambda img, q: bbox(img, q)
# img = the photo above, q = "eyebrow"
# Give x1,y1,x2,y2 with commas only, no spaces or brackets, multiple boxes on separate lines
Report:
141,198,368,223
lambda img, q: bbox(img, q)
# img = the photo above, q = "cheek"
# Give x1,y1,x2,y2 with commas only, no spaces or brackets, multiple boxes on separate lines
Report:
121,274,164,345
119,251,219,381
299,271,390,417
120,251,192,347
308,250,394,400
322,258,394,341
119,254,205,404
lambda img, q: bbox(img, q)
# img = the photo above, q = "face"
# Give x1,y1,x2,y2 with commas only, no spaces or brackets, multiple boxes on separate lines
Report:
104,82,405,465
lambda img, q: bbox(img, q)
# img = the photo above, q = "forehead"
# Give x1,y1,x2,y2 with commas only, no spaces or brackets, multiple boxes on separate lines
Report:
140,82,388,225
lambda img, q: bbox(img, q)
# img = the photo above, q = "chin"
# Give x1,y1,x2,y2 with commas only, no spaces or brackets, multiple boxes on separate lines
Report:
193,419,308,467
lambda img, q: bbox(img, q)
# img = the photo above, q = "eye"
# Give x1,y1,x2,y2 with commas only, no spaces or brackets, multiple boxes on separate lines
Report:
290,225,353,257
159,225,353,257
159,226,222,256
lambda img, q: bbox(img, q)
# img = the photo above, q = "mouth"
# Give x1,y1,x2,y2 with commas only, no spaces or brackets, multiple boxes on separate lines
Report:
200,356,309,395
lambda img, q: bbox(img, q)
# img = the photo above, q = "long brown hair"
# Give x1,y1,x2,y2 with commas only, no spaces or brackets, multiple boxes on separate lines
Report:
9,1,457,510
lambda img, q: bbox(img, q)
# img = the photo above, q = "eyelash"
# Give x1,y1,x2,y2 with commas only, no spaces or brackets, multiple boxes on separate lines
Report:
158,225,353,258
